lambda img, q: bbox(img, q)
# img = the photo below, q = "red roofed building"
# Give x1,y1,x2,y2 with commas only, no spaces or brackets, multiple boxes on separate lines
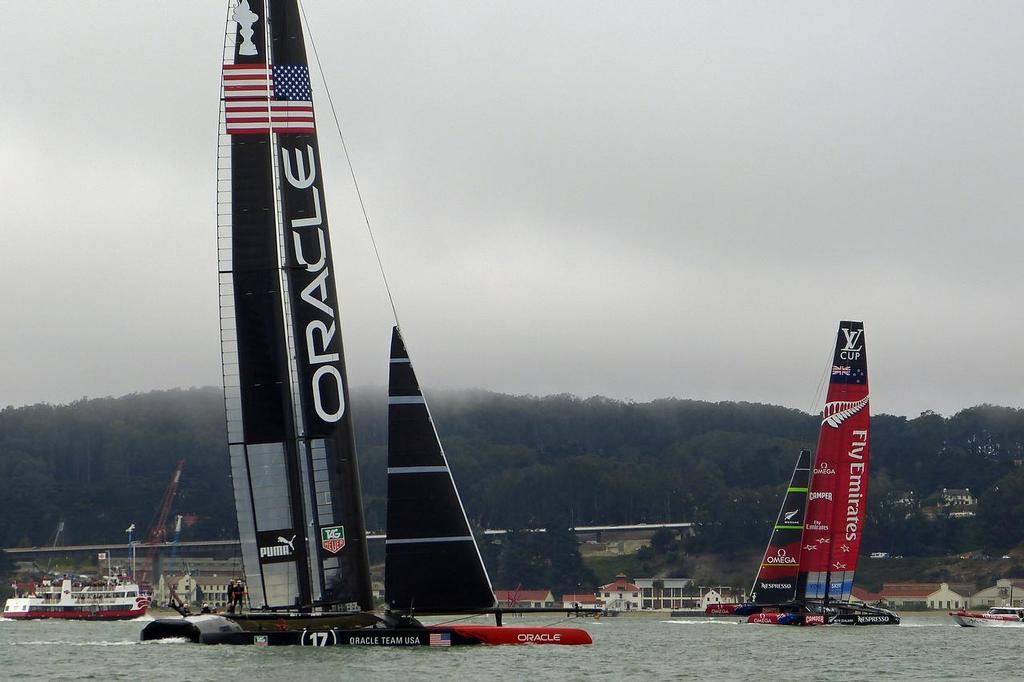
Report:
878,583,939,609
561,593,601,611
493,589,555,608
599,573,642,611
851,586,885,604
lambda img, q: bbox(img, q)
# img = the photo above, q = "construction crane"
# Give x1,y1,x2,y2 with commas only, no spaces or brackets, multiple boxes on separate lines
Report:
138,459,185,587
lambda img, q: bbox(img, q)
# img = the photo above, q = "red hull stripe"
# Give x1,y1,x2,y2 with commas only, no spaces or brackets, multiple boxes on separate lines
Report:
438,625,592,645
5,607,147,620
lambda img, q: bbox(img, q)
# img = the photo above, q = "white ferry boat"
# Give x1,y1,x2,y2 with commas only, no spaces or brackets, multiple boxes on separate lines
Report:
950,606,1024,627
3,577,149,620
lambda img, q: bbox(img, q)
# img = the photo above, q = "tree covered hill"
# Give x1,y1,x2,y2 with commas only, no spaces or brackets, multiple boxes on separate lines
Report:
2,388,1023,561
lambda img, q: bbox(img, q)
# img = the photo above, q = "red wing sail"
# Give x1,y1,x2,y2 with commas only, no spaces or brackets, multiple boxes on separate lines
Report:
751,450,811,604
800,321,869,601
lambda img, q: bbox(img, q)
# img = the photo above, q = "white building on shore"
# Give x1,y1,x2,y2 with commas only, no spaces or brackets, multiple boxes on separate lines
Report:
599,574,642,611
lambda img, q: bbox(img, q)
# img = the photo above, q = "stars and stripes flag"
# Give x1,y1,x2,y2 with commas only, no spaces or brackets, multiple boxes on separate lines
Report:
222,63,315,134
428,631,451,647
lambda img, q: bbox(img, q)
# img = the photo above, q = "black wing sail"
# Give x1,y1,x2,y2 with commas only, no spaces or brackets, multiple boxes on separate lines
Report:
751,450,811,604
385,327,496,612
217,0,372,612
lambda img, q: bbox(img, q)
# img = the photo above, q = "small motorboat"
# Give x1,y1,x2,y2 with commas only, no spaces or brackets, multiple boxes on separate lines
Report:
951,606,1024,627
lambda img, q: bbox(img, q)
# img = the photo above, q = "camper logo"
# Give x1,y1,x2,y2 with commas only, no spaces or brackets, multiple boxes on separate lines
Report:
321,525,346,554
257,529,299,564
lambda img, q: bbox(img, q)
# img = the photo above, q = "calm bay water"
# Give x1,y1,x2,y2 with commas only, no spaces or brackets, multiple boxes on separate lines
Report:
0,613,1017,681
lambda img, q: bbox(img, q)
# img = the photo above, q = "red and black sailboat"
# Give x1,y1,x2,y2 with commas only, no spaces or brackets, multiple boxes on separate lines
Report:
709,322,898,626
142,0,589,646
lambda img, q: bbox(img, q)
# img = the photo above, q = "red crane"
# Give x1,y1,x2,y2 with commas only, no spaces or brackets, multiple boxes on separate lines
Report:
139,459,186,587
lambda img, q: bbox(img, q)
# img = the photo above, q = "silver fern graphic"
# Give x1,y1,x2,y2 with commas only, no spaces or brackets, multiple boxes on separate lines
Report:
821,396,869,428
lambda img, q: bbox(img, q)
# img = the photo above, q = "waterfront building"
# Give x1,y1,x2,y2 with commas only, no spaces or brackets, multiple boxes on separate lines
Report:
152,572,243,610
634,578,693,610
560,593,602,610
878,582,974,610
598,574,642,611
851,586,885,603
493,589,555,608
971,578,1024,608
926,582,975,610
877,583,935,609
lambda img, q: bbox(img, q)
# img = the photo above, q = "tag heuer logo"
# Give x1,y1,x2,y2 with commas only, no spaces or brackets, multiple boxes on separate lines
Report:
321,525,346,554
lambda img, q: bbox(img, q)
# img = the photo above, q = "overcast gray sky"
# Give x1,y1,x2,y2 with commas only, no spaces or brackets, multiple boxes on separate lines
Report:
1,1,1021,417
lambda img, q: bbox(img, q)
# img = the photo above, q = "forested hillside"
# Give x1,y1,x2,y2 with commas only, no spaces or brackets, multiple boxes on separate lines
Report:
2,388,1024,562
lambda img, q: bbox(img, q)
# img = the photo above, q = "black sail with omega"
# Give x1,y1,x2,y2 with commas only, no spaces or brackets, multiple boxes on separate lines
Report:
751,449,811,605
385,327,496,612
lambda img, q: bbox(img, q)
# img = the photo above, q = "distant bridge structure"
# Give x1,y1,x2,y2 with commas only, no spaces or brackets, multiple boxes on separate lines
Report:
2,522,693,560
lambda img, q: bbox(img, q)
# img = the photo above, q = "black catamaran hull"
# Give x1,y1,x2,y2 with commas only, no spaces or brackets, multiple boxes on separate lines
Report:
744,602,900,626
829,603,901,625
140,616,592,646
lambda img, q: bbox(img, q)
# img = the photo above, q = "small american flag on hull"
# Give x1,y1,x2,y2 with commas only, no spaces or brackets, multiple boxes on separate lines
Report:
428,631,451,647
222,63,315,135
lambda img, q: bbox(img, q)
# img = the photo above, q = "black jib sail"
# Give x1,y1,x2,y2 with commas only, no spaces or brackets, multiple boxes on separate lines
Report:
385,327,496,612
751,450,811,605
217,0,372,611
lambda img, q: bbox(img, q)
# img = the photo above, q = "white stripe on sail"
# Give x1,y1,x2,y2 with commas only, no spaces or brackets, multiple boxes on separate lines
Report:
389,395,425,405
386,536,474,545
387,466,449,474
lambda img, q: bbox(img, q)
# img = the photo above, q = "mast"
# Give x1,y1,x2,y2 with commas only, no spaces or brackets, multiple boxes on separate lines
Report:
217,0,372,612
385,327,496,612
798,321,869,602
751,450,811,605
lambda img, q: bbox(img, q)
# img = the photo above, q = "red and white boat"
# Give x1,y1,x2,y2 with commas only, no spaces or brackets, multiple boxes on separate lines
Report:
951,606,1024,627
3,577,149,620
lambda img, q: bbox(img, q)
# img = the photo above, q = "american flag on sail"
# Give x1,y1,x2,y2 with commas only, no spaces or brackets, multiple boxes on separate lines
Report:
428,631,451,647
222,63,315,135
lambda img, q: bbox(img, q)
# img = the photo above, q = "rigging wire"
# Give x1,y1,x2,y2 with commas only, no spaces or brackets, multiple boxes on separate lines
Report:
808,340,833,416
297,0,401,329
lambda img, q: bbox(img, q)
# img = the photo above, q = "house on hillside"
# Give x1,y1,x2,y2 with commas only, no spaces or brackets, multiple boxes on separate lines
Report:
599,573,641,611
493,589,555,608
941,488,978,518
